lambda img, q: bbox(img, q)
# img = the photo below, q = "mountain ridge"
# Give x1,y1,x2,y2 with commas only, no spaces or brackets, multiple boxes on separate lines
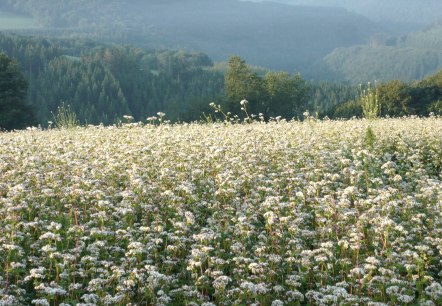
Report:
252,0,442,33
1,0,383,73
314,22,442,83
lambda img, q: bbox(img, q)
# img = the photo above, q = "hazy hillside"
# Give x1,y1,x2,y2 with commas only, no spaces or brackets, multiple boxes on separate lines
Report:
257,0,442,33
1,0,382,73
313,23,442,83
3,0,442,83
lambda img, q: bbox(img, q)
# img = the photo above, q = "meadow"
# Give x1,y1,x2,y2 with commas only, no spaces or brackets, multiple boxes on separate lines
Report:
0,117,441,305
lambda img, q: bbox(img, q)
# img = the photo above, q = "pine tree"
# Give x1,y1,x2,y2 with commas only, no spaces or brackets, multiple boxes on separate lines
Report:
0,52,36,130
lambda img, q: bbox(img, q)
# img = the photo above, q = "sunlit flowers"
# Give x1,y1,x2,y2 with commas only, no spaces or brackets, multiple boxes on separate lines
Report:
0,116,441,305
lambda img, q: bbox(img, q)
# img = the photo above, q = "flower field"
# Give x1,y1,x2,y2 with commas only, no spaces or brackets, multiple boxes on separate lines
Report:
1,117,442,305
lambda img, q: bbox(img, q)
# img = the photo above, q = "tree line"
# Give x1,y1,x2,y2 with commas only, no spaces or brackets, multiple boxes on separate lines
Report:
0,34,226,129
1,33,442,130
329,75,442,118
0,34,312,130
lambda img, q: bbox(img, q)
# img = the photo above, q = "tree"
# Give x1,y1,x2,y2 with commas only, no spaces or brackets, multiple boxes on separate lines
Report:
264,71,308,119
224,56,264,115
330,100,362,119
377,80,411,116
428,100,442,115
0,52,36,130
412,70,442,115
225,56,309,119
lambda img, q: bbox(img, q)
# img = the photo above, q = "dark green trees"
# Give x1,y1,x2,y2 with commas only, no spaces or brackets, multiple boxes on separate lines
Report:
224,56,308,119
224,56,265,115
376,73,442,117
264,71,308,118
0,52,35,130
328,68,442,119
0,34,225,125
377,80,411,116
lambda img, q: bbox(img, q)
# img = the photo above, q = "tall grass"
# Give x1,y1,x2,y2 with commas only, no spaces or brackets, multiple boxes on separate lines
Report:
361,82,381,119
52,103,79,129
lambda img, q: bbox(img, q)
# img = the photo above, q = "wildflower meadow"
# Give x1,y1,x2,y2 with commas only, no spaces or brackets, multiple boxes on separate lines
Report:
1,117,442,305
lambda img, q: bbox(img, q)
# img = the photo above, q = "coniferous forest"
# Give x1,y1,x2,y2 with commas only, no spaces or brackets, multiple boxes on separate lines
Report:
1,32,442,130
0,34,226,128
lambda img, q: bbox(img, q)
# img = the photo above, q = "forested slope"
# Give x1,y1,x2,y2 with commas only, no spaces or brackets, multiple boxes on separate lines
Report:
2,32,442,129
0,0,382,73
0,34,224,125
268,0,442,32
313,23,442,83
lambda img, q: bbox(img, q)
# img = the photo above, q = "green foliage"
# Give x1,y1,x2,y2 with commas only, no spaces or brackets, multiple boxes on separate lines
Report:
307,81,359,115
328,68,442,119
360,83,381,119
264,71,308,118
365,126,376,150
209,102,232,123
428,100,442,115
224,56,259,111
224,56,308,120
377,80,411,116
0,34,224,125
329,100,362,119
0,52,36,130
421,68,442,87
409,71,442,115
3,31,442,125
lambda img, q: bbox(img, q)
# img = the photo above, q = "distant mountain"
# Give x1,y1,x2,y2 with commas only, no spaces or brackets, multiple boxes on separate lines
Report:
1,0,383,73
254,0,442,33
312,23,442,83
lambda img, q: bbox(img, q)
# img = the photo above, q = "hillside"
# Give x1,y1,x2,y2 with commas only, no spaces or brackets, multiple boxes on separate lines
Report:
1,0,382,73
261,0,442,33
0,34,225,126
313,23,442,83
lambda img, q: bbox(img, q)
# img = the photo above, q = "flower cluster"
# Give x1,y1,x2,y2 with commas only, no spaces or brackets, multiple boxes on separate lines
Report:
0,116,441,305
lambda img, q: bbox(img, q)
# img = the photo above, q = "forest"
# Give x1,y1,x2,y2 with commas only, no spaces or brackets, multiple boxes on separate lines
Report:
2,0,442,81
1,0,442,130
1,33,442,130
0,34,225,128
0,0,384,74
315,22,442,83
267,0,442,32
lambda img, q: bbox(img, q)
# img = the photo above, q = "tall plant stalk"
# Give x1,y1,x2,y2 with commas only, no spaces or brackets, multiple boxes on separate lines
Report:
360,82,381,119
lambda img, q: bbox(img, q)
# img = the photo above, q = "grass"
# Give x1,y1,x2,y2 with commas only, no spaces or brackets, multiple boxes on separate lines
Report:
0,117,441,305
0,11,41,30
